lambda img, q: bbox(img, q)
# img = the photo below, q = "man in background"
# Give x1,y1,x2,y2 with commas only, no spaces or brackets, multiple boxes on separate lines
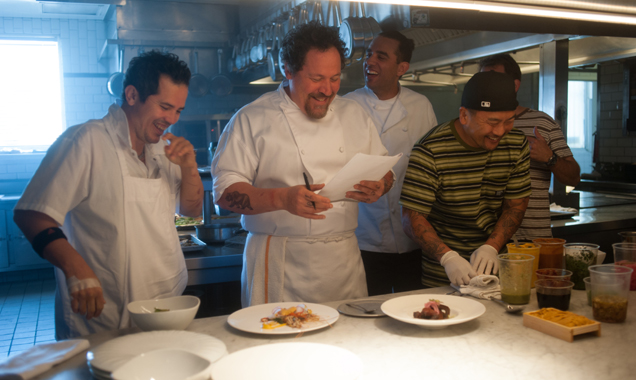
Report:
480,53,580,240
401,71,531,287
345,31,437,295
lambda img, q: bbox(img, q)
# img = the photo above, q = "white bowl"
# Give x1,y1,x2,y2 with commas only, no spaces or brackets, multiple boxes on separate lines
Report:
127,296,200,331
112,348,211,380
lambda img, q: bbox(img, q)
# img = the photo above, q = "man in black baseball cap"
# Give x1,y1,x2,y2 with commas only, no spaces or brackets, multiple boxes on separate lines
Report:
399,70,531,288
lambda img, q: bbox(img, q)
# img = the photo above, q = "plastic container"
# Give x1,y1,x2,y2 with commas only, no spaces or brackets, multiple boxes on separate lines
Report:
583,277,592,306
589,264,633,323
498,253,534,305
612,242,636,290
507,242,541,287
535,279,574,311
564,243,599,290
536,268,572,281
533,238,566,269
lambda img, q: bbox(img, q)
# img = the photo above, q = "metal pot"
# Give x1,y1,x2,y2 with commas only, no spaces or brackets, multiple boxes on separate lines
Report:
196,222,242,244
619,231,636,242
339,17,365,60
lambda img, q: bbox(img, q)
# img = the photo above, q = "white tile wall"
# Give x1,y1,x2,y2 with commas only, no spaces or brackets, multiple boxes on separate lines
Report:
1,16,117,192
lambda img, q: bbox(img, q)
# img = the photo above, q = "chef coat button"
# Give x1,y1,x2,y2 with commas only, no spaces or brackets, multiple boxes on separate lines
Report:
339,147,344,153
402,127,408,132
301,149,305,155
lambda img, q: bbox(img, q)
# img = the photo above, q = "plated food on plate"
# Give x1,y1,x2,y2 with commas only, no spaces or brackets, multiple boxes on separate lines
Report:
228,302,339,335
261,304,320,329
413,299,452,320
381,294,485,329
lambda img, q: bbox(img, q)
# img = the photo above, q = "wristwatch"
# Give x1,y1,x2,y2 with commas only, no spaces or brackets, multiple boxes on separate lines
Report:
546,152,558,167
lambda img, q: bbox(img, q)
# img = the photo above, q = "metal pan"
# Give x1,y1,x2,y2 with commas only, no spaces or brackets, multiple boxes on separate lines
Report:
107,49,125,99
189,51,210,97
209,49,233,97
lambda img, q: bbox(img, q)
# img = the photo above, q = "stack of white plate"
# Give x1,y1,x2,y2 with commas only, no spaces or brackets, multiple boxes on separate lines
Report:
86,330,227,379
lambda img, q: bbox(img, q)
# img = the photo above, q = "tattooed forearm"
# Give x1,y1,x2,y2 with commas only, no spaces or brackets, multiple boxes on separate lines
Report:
225,191,254,210
402,208,450,262
381,171,394,196
486,197,529,251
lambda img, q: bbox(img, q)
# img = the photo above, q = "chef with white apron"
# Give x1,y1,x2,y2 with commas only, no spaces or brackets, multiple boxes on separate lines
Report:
15,104,190,339
14,54,199,339
212,83,390,306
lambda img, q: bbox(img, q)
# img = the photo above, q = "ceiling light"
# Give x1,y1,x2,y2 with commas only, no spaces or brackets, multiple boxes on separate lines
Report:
340,0,636,26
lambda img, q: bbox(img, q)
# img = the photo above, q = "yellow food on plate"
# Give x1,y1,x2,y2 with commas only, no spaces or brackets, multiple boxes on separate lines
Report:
528,308,595,327
262,321,286,329
260,304,320,329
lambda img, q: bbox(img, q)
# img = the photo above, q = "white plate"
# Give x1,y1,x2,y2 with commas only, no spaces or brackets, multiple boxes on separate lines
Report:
112,348,211,380
227,302,339,335
211,342,362,380
87,330,227,374
381,294,486,329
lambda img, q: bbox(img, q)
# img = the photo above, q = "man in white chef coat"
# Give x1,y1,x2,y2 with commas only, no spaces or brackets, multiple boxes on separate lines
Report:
13,51,203,340
345,31,438,295
212,21,394,307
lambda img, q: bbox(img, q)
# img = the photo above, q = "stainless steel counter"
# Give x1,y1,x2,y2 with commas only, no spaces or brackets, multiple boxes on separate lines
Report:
181,233,243,286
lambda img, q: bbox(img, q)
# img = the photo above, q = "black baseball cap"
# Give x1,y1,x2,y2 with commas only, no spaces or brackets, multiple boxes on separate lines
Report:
461,71,518,112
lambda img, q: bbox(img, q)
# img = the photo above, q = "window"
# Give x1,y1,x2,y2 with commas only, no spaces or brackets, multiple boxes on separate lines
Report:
0,38,65,152
567,72,597,175
567,80,596,150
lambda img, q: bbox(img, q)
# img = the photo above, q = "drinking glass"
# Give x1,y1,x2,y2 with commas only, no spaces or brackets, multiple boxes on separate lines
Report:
498,253,534,305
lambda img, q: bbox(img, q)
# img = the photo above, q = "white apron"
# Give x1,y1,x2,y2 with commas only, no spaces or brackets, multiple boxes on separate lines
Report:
241,231,367,307
56,122,187,339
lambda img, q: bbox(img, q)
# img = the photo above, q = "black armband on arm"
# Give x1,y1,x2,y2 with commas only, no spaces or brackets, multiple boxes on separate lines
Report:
32,227,67,258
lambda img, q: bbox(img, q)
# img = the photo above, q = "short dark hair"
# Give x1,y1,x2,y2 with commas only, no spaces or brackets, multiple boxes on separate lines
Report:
478,53,522,82
378,31,415,63
123,50,191,102
280,21,346,75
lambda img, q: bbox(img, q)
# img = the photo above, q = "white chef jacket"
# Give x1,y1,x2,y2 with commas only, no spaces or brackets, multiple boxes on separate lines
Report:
15,104,187,339
212,83,389,305
344,86,437,253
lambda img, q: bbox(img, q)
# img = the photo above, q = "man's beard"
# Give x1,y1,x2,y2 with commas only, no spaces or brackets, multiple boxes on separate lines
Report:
305,93,334,119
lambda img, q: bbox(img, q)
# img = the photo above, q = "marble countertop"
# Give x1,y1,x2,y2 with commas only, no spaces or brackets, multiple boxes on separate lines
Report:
35,287,636,380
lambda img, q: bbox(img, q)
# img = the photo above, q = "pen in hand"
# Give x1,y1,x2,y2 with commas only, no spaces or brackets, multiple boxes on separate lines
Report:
303,172,316,210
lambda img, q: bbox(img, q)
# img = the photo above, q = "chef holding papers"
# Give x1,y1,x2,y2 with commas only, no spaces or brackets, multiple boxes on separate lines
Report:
212,22,394,306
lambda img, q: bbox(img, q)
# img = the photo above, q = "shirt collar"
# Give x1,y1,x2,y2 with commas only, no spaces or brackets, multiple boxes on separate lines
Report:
363,84,401,103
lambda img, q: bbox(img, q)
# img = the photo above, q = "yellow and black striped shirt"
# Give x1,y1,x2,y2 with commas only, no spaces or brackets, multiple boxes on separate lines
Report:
400,118,531,287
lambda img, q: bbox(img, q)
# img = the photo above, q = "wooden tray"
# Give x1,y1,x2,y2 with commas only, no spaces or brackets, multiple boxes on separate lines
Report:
523,312,601,342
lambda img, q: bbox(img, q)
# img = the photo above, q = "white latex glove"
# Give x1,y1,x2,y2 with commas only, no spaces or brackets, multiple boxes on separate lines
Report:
440,251,477,286
470,244,499,275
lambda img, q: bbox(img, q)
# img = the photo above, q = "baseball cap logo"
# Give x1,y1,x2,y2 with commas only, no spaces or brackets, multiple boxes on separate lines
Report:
481,101,491,107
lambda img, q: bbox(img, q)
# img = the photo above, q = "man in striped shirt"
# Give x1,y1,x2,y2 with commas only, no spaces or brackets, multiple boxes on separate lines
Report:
400,71,531,287
479,54,581,240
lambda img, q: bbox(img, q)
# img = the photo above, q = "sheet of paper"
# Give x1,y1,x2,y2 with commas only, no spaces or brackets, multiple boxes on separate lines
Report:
317,153,402,201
